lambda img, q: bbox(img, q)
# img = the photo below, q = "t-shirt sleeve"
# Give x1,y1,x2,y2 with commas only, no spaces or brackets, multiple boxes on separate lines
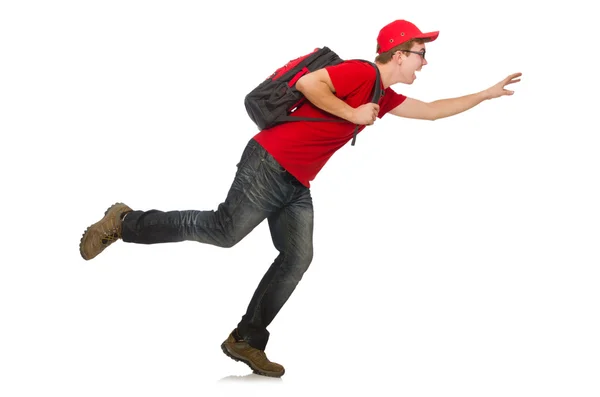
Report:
325,61,374,99
378,87,407,118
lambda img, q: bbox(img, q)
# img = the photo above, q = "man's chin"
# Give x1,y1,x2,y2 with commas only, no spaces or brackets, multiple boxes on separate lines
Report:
399,73,417,85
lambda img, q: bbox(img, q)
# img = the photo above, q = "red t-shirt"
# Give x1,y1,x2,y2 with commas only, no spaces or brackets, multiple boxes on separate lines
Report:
253,60,406,187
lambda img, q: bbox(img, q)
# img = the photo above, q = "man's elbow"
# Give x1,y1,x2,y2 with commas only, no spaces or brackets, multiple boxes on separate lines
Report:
427,103,439,121
295,75,312,94
296,73,331,96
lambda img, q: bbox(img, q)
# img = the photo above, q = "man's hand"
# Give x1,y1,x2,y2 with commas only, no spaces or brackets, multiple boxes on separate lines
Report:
351,103,380,125
485,72,522,99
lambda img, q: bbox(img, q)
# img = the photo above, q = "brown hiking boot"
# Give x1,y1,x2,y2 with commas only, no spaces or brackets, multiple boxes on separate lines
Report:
79,202,132,260
221,330,285,377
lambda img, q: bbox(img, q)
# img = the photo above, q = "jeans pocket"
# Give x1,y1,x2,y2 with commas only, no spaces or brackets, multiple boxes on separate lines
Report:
236,139,259,169
262,152,287,174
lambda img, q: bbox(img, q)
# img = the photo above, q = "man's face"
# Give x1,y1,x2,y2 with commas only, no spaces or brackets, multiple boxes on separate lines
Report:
398,42,428,84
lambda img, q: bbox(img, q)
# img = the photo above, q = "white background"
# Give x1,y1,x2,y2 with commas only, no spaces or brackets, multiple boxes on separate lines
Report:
1,0,599,396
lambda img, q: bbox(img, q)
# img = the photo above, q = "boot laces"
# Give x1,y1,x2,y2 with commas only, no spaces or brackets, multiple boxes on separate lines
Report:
101,223,121,245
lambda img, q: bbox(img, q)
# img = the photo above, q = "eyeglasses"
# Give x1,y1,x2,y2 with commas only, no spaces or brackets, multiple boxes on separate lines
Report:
396,49,426,60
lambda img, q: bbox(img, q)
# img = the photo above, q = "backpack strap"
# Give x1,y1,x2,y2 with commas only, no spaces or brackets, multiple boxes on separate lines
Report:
350,60,382,146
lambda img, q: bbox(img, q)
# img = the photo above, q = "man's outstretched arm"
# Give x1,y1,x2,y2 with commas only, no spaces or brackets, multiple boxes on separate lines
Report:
391,72,522,121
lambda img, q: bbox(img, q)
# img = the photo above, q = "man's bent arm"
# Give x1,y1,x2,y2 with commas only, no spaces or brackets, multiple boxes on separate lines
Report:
296,69,356,122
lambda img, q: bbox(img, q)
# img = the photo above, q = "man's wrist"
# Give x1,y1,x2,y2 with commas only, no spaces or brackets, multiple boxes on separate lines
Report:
480,89,493,101
344,107,356,124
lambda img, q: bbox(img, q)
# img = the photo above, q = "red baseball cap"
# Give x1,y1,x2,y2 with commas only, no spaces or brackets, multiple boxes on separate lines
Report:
377,20,439,54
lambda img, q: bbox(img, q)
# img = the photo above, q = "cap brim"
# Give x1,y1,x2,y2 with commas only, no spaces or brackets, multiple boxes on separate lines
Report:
416,31,439,42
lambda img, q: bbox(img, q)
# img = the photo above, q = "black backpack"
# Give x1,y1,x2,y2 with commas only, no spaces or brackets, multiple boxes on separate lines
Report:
244,47,383,146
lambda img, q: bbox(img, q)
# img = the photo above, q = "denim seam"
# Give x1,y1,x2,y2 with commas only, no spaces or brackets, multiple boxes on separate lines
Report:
223,151,274,224
249,204,291,328
203,144,261,230
223,168,261,226
236,141,259,170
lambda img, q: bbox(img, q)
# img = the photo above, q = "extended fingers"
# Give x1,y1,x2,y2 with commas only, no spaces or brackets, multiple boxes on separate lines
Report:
506,72,522,82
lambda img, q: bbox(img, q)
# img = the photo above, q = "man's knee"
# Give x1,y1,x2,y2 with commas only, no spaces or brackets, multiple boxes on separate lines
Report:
301,248,313,270
218,233,243,248
287,247,313,280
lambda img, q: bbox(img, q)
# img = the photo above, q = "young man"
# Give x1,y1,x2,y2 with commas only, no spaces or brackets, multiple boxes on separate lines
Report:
79,19,521,377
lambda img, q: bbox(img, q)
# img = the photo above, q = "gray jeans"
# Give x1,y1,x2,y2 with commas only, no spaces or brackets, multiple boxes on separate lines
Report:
121,138,314,350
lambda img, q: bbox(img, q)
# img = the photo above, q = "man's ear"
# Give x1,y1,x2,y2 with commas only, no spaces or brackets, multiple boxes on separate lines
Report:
395,51,404,65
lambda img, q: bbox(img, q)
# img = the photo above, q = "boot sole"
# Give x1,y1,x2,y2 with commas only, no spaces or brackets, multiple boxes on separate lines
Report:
79,202,127,260
220,342,285,378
